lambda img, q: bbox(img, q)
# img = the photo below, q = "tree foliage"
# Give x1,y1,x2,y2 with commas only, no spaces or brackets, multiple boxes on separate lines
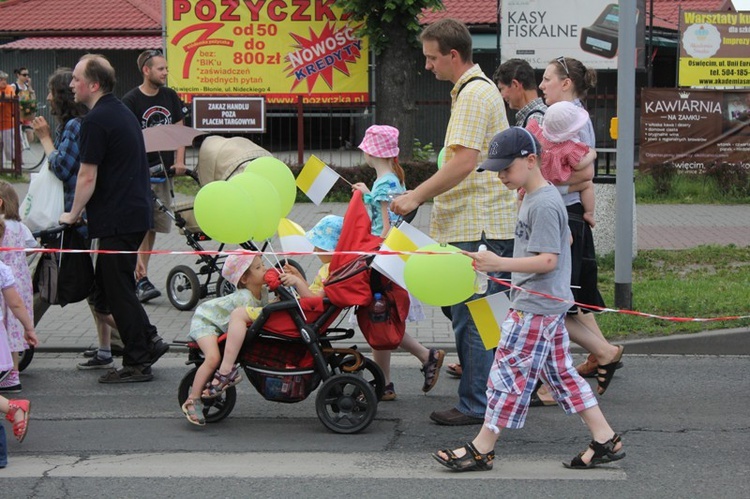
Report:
334,0,445,160
335,0,445,55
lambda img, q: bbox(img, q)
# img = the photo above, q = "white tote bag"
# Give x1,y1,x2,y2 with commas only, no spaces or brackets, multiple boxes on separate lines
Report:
20,159,65,232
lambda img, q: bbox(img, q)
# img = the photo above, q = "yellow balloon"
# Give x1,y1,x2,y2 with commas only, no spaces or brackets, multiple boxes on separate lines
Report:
403,243,475,306
194,181,256,244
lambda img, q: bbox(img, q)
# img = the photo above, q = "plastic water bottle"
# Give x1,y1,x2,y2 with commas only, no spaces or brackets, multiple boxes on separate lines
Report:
370,292,389,322
474,244,489,294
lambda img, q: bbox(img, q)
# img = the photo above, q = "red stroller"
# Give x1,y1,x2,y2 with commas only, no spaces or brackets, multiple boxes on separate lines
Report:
176,192,407,434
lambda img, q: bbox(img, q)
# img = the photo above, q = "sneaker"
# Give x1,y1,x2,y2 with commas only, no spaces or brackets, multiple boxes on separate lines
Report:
0,371,22,393
136,277,161,303
77,356,114,370
98,365,153,384
148,336,170,366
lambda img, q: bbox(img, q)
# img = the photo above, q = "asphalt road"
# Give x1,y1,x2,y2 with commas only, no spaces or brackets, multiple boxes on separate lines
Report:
1,351,748,498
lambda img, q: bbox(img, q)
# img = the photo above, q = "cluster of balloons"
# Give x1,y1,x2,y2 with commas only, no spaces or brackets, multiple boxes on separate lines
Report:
403,243,476,306
193,157,296,244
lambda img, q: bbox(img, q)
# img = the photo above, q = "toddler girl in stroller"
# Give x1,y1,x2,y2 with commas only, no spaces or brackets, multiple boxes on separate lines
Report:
182,253,271,425
203,215,343,401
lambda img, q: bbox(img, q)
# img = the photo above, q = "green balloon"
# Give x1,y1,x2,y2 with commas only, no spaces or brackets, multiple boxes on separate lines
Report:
229,172,282,240
437,147,446,170
242,156,297,217
403,243,475,306
194,181,256,244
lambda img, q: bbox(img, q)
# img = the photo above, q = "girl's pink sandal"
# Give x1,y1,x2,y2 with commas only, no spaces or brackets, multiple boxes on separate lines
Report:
6,399,30,443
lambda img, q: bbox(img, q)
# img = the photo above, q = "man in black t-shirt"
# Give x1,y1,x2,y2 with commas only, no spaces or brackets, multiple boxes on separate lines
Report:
62,54,169,383
122,49,186,303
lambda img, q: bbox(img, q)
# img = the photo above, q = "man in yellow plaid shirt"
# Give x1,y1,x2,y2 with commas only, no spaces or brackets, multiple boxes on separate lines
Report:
392,18,516,426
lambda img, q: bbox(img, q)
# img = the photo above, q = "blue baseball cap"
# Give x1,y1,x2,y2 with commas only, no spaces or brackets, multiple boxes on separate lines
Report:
478,127,541,173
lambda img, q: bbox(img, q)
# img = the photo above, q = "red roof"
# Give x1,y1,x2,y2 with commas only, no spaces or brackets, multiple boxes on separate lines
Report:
0,0,737,38
420,0,732,30
0,0,161,32
0,36,162,50
651,1,732,29
421,0,498,26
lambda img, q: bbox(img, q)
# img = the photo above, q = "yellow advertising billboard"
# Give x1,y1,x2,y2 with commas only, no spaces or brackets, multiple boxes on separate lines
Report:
679,10,750,87
165,0,369,104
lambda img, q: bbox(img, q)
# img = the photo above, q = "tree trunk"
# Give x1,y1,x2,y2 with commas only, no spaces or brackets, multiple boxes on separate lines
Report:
374,23,421,160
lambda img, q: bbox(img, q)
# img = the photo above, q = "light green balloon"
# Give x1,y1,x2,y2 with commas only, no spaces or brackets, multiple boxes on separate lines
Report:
437,147,446,170
403,243,475,306
194,181,256,244
242,156,297,217
229,172,281,240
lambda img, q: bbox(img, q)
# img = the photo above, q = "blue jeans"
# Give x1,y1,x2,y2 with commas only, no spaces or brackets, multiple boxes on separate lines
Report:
0,425,7,468
450,238,514,417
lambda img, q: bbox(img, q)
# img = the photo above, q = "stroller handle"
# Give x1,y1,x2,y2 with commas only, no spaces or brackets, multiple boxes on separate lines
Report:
31,223,70,239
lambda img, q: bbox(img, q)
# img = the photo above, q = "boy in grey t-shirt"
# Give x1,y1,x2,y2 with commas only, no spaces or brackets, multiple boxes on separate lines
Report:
432,127,625,472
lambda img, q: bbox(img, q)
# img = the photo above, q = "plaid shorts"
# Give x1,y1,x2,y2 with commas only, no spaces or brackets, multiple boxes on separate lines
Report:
484,310,598,431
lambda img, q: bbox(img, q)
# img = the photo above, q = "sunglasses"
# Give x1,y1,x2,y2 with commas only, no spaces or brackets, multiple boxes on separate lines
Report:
20,73,29,76
141,49,163,68
555,56,570,78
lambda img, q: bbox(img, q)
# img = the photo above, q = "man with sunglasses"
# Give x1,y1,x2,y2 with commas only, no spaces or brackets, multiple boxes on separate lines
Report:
123,49,187,303
10,67,36,144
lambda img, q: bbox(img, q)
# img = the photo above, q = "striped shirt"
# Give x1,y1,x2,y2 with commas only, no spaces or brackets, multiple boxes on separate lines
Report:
430,65,516,243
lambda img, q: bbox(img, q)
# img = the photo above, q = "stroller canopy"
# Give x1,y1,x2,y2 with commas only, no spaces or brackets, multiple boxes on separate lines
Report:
197,136,272,185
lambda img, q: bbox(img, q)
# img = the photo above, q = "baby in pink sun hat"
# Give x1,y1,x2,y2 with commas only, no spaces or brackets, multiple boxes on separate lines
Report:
526,101,598,227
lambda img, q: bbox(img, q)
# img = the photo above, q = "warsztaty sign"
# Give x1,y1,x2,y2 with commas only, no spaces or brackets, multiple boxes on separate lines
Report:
166,0,369,104
640,88,750,171
679,10,750,87
193,96,265,132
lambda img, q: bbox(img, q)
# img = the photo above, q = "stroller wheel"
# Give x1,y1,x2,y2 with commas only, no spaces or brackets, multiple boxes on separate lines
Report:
339,356,385,401
178,366,236,423
18,347,34,372
315,373,377,434
215,275,236,298
167,265,201,311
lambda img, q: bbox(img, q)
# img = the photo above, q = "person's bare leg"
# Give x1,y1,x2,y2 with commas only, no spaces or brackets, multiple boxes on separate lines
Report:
372,350,392,385
193,337,220,400
565,313,621,365
217,308,250,375
572,405,623,464
136,231,156,281
398,333,430,364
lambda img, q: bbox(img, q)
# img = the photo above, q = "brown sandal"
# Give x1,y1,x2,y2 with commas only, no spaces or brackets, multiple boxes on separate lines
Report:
421,349,445,393
181,398,206,426
433,442,495,472
203,365,242,399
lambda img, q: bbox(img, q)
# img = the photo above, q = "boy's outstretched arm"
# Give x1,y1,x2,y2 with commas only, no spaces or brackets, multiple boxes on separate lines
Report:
464,250,559,275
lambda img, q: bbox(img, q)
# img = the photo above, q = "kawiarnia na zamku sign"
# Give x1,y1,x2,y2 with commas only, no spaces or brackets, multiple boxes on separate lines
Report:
165,0,370,104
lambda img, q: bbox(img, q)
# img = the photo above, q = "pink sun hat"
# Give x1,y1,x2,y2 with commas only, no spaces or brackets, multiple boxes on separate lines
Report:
358,125,400,158
542,101,591,143
221,253,258,287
